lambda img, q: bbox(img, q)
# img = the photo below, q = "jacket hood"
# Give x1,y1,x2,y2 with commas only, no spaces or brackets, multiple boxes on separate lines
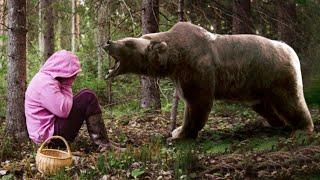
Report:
40,50,81,79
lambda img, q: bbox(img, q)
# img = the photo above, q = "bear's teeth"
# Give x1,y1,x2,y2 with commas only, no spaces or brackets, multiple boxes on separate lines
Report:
109,69,114,73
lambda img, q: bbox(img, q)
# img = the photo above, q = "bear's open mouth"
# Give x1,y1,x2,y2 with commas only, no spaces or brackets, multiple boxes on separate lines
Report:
105,58,121,79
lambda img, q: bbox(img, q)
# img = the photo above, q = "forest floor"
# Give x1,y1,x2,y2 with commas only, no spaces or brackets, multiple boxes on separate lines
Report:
1,102,320,179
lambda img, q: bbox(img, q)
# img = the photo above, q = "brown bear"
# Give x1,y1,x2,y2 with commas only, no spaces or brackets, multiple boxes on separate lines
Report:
103,22,314,140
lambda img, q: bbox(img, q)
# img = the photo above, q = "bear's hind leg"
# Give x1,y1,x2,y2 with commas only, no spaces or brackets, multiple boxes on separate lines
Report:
172,102,212,139
271,88,314,133
252,101,285,127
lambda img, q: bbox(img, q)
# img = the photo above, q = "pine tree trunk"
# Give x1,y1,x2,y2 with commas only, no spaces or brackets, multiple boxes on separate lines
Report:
42,0,54,61
140,0,161,111
71,0,78,53
97,2,108,80
6,0,28,142
178,0,184,22
232,0,253,34
170,0,184,131
277,0,297,49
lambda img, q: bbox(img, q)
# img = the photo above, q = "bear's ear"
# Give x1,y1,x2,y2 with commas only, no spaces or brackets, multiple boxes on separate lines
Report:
147,41,167,54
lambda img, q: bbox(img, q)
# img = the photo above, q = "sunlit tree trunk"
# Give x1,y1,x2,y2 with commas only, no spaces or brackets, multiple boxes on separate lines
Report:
6,0,28,142
40,0,54,61
96,2,108,80
140,0,161,111
232,0,253,34
170,0,184,131
71,0,79,53
277,0,297,49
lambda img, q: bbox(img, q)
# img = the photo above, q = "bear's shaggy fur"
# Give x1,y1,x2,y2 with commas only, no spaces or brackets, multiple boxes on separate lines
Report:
104,22,314,139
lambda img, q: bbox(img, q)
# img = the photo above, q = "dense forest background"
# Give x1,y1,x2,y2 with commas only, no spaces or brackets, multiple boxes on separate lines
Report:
1,0,320,179
1,0,320,120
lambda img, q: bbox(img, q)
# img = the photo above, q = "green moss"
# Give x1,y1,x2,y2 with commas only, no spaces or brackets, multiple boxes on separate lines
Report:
249,136,279,151
202,140,233,154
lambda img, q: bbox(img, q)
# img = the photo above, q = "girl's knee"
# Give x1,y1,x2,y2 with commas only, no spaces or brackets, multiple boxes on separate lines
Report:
76,89,98,100
77,88,96,95
73,89,101,116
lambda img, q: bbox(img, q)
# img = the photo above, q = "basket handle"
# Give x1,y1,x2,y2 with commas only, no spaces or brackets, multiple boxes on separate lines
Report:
38,136,72,156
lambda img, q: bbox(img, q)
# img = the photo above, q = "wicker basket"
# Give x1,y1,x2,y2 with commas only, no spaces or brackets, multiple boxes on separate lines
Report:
36,136,73,175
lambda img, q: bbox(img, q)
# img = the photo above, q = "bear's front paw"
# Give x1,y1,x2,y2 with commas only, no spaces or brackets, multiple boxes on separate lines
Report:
171,126,184,139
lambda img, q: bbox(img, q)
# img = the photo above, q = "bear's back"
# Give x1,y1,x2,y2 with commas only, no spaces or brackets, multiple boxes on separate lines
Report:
170,22,217,42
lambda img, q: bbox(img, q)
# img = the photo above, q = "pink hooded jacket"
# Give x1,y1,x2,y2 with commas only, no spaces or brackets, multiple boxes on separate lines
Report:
25,50,81,144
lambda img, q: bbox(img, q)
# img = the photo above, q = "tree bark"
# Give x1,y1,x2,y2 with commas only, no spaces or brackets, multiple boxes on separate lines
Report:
232,0,253,34
6,0,28,142
41,0,54,61
140,0,161,111
178,0,184,22
96,2,108,80
71,0,79,53
170,0,184,131
277,0,297,49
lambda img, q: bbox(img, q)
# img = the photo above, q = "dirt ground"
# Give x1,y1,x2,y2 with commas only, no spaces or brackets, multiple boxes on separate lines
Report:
1,103,320,179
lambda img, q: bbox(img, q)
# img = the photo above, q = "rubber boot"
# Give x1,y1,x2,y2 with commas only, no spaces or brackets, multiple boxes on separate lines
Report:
86,114,125,152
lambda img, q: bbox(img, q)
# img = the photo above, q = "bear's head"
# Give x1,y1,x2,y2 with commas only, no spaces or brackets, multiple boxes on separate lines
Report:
103,37,168,78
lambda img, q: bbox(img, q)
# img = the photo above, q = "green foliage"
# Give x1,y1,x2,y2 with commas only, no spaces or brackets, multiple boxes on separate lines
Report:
202,140,232,154
296,0,307,5
107,151,134,170
0,136,14,161
0,44,6,118
26,50,42,81
305,73,320,106
173,141,198,178
1,0,320,179
131,167,145,179
249,136,278,151
0,34,7,42
72,75,108,101
96,154,107,174
107,153,123,169
79,168,99,180
1,174,14,180
48,169,71,180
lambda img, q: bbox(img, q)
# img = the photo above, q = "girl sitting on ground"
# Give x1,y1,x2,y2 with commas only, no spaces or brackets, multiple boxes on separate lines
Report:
25,50,123,151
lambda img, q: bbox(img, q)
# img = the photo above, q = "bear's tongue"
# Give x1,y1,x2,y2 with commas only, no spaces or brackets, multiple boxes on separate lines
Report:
105,60,120,79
